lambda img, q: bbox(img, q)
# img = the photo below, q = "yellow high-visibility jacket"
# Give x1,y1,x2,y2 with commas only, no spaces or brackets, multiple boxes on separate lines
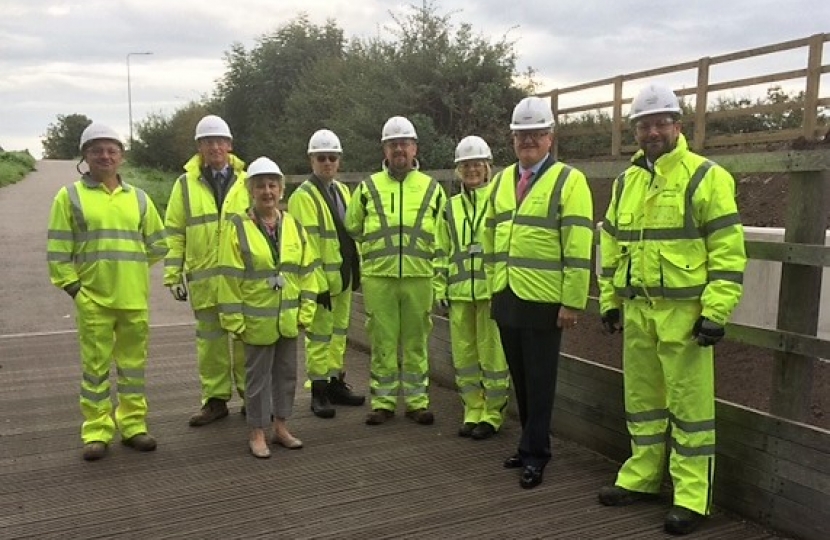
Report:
47,176,167,309
434,185,494,302
345,168,445,278
163,154,249,309
287,178,351,295
483,161,594,309
598,134,746,325
217,210,319,345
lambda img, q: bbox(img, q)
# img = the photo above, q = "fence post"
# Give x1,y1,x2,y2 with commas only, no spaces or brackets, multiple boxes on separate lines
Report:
770,168,830,421
693,57,710,152
612,76,623,157
550,89,560,160
803,33,823,140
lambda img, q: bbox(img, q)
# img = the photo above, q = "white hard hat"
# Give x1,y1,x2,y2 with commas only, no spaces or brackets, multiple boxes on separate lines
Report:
307,129,343,154
629,83,681,121
454,135,493,163
246,157,283,178
79,123,124,152
194,115,233,141
510,97,554,131
381,116,418,142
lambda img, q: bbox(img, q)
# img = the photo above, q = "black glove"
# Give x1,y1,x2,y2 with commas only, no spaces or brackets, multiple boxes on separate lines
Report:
601,308,622,334
693,316,725,347
316,291,332,311
64,282,82,299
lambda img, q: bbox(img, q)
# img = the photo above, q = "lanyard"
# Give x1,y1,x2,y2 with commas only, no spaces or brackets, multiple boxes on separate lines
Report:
253,211,281,266
459,189,488,244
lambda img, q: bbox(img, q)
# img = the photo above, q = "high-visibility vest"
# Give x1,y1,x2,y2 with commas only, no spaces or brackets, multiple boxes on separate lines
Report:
484,161,594,308
287,179,351,295
217,211,319,345
598,134,746,324
345,169,445,278
163,153,249,309
435,185,493,302
47,176,167,309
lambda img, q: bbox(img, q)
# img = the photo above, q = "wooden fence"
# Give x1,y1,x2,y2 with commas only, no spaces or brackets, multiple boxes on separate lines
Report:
535,33,829,157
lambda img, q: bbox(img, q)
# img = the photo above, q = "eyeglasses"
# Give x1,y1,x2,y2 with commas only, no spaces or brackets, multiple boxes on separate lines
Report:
512,131,550,142
635,118,677,133
315,155,339,163
86,147,122,157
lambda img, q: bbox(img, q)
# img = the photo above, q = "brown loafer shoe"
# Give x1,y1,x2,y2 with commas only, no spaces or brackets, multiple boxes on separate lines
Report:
405,408,434,425
82,441,108,461
122,433,157,452
365,409,395,425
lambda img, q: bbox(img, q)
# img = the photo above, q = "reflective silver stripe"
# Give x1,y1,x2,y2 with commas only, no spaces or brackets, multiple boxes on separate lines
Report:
83,372,108,385
300,290,317,302
146,230,167,245
708,271,743,284
401,372,427,384
306,332,331,343
75,229,144,242
186,214,219,227
165,256,184,267
281,263,301,274
222,267,272,279
364,178,395,252
703,213,741,236
602,220,616,236
482,369,510,379
563,256,592,270
242,306,281,317
493,211,512,226
362,245,432,262
186,267,224,282
66,184,87,232
281,298,300,310
402,385,427,396
197,328,227,340
491,252,509,263
372,373,398,385
455,365,480,377
231,214,256,270
216,303,242,315
80,388,110,402
508,256,563,271
616,227,702,242
179,175,193,223
672,439,716,457
670,415,716,433
167,226,185,235
332,327,348,336
457,383,480,394
47,251,73,262
363,225,435,244
370,387,396,397
626,408,669,423
117,383,145,394
561,216,594,229
47,230,74,241
632,434,666,446
73,251,147,263
323,263,340,272
485,388,510,399
116,367,145,379
601,267,615,278
298,182,334,236
408,179,439,245
617,284,707,299
448,269,487,285
135,187,147,230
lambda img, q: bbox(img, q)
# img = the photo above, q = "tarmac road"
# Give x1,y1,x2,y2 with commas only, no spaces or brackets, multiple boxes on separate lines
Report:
0,160,192,336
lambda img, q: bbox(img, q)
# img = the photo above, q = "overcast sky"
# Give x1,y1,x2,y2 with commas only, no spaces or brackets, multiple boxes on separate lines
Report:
1,1,827,158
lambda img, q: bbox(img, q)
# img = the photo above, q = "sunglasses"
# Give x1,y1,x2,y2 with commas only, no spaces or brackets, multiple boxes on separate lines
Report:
315,155,339,163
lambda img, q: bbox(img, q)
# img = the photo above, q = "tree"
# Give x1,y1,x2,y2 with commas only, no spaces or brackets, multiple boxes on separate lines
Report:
131,102,209,171
41,114,92,159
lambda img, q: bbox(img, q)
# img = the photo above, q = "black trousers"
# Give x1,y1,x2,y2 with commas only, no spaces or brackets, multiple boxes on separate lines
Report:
497,324,563,469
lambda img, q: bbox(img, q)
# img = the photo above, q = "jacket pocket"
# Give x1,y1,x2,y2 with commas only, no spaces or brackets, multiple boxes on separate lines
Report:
658,243,707,297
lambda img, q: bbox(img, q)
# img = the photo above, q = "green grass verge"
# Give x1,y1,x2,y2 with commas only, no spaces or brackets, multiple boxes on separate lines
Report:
120,162,178,216
0,151,37,188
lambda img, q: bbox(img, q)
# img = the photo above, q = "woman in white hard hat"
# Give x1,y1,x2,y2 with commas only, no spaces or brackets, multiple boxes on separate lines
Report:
217,157,320,458
435,136,510,440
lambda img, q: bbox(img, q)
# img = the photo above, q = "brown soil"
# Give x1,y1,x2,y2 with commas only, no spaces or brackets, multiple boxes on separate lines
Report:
563,171,829,429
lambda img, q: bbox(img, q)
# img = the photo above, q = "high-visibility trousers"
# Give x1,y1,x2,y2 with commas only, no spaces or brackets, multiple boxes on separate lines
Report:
305,289,352,380
75,292,150,443
362,276,432,412
615,298,716,516
449,299,510,429
194,306,246,403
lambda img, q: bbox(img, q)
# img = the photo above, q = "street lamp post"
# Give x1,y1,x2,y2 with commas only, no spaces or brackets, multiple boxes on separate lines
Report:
126,51,153,149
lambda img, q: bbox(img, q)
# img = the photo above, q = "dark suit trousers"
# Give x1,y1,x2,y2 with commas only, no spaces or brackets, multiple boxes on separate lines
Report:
497,324,563,469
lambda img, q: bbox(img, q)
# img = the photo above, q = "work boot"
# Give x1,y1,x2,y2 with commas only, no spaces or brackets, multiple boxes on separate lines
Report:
189,398,229,427
82,441,107,461
122,433,157,452
310,380,336,419
458,422,476,437
327,373,366,406
471,422,497,440
598,485,659,506
365,409,394,425
664,506,705,535
405,408,435,425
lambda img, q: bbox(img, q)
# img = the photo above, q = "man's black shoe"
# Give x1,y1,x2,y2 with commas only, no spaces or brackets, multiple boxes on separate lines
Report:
327,373,366,406
598,485,659,506
189,398,229,427
503,454,523,469
458,422,476,437
664,506,705,535
471,422,496,440
520,465,544,489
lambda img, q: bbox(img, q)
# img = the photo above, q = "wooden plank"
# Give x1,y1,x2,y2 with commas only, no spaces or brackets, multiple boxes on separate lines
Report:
707,99,809,121
611,77,623,157
708,35,815,65
717,401,830,453
553,405,632,464
803,34,824,139
725,322,830,359
744,240,830,266
554,389,627,436
707,128,805,147
694,57,710,151
707,69,808,93
558,99,616,115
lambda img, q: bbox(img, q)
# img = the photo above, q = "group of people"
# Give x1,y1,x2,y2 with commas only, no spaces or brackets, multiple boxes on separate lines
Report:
47,83,746,536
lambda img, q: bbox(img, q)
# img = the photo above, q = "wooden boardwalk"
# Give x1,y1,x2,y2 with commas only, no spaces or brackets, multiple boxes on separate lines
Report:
0,325,785,540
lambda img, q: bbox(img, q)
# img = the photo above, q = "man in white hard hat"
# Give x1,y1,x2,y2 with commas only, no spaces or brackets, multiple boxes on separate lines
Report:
47,123,168,461
345,116,446,426
597,83,746,535
164,114,250,426
287,129,365,419
483,97,594,488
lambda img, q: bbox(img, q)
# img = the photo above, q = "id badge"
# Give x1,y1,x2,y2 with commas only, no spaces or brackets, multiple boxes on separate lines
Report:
267,274,285,290
468,243,483,254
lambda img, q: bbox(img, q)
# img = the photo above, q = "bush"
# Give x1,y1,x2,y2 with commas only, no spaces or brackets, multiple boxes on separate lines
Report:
0,150,37,187
119,162,178,216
